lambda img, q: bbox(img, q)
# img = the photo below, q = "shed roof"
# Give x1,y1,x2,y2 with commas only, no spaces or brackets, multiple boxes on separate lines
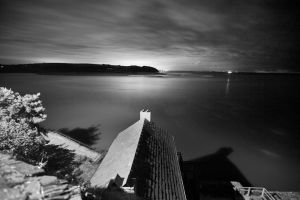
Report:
90,119,145,187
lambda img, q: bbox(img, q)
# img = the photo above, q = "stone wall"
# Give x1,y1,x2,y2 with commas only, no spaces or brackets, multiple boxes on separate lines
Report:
0,153,81,200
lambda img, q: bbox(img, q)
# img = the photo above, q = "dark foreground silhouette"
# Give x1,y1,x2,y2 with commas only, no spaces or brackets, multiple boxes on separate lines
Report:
181,147,250,200
82,182,143,200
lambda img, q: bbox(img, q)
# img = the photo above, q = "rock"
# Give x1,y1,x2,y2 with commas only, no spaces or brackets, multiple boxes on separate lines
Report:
0,153,44,188
13,161,44,176
43,184,69,194
0,153,12,161
38,176,58,186
67,186,80,194
2,170,26,187
69,194,82,200
0,188,27,200
0,153,82,200
0,161,26,187
44,189,68,198
24,180,42,200
43,186,69,197
45,194,70,200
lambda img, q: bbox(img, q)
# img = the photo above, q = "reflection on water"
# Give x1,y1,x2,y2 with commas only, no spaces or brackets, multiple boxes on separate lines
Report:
0,73,300,190
225,76,230,96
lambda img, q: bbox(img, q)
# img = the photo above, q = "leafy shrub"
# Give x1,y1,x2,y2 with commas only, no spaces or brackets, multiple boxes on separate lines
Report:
0,88,47,124
0,87,46,156
0,87,82,183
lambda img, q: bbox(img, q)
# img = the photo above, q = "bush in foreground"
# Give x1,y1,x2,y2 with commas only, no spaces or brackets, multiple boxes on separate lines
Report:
0,87,82,183
0,87,47,156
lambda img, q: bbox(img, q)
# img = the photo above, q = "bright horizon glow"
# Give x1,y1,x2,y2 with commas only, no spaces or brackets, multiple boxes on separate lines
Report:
0,0,298,72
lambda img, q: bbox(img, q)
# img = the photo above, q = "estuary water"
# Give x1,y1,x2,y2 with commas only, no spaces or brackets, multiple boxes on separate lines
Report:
1,73,299,190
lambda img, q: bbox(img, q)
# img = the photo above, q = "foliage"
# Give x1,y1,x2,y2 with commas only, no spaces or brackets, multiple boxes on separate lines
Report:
0,63,159,73
0,87,82,183
0,87,47,155
38,144,82,183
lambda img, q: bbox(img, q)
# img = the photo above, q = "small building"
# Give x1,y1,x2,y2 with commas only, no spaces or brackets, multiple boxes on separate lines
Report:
90,110,187,200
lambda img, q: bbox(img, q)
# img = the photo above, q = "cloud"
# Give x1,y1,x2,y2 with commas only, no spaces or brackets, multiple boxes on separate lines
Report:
260,149,281,159
0,0,298,71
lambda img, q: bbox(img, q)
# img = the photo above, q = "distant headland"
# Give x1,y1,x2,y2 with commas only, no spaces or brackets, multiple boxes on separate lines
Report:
0,63,159,74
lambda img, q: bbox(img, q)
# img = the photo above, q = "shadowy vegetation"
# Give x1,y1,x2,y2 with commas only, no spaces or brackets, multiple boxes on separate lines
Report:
14,142,83,183
182,147,250,200
59,125,102,145
0,63,159,74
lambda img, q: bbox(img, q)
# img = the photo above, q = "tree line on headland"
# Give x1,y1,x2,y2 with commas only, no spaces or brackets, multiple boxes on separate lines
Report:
0,63,159,74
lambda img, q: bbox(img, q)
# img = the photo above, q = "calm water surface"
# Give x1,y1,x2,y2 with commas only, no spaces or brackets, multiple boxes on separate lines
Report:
1,73,299,190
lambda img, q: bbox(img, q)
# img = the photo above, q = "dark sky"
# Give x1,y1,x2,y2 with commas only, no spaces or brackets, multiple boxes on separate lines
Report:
0,0,299,71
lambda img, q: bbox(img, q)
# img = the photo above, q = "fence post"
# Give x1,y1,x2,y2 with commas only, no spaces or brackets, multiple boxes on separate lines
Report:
247,188,251,196
261,188,265,197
